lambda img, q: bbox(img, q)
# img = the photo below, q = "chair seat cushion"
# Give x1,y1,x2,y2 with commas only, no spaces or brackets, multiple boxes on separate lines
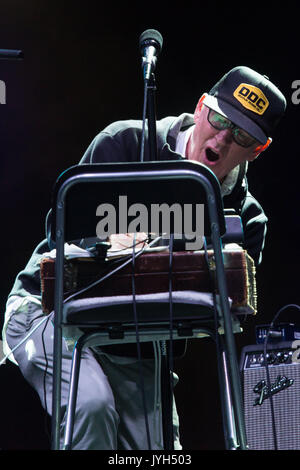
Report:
62,290,218,326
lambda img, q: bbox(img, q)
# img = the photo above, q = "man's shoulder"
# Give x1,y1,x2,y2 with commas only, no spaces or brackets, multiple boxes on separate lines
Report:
80,114,195,163
100,119,143,136
99,114,194,137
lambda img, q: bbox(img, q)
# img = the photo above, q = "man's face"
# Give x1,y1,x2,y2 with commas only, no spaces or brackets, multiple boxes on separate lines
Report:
186,103,259,182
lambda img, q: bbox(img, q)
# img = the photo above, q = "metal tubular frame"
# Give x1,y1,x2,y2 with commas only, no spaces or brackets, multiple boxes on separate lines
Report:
50,165,248,450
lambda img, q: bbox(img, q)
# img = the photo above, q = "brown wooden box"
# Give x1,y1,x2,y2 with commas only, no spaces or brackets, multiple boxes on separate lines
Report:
40,249,256,315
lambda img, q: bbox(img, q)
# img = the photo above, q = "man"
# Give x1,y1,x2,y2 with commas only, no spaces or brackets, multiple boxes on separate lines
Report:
80,66,286,265
2,66,286,450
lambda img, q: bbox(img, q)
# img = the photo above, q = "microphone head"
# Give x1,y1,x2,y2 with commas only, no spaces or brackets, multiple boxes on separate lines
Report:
139,29,163,54
0,49,24,60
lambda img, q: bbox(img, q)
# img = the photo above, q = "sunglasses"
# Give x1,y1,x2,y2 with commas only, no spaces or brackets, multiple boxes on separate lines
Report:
207,108,259,148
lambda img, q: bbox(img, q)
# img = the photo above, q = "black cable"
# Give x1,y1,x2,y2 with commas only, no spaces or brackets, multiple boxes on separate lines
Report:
168,234,174,374
203,238,231,443
41,313,54,444
42,236,160,449
131,233,152,450
203,237,219,340
263,303,300,450
63,237,153,304
167,233,175,449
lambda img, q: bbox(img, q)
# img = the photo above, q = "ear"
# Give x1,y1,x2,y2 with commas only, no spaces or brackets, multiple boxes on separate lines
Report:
194,93,207,122
248,137,272,161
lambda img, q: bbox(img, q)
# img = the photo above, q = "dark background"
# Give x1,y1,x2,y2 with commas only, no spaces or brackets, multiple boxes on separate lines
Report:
0,1,299,450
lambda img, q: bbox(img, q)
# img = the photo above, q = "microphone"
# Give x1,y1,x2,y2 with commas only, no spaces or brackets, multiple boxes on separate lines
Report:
0,49,24,60
139,29,163,81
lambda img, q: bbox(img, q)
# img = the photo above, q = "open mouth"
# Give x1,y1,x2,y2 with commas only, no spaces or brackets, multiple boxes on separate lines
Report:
206,148,219,162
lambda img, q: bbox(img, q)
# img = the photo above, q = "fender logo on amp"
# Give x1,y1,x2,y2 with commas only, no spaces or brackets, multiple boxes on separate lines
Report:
253,375,294,406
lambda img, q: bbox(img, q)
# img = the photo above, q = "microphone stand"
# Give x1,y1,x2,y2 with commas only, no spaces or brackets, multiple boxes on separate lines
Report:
139,69,158,162
140,67,174,451
146,72,158,161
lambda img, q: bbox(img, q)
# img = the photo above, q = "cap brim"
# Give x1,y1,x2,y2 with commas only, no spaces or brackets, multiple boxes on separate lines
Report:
203,95,268,144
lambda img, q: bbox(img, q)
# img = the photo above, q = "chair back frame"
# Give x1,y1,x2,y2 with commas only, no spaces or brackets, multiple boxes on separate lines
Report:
49,161,247,450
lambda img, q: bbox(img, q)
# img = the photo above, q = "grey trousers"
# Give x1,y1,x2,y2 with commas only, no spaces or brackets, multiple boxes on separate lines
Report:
5,300,181,450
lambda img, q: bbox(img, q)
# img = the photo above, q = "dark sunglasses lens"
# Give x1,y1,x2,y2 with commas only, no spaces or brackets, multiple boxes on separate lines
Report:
233,128,257,147
208,109,257,148
208,110,230,130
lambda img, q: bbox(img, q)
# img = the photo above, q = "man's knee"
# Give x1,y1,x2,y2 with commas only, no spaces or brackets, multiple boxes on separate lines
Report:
76,381,118,424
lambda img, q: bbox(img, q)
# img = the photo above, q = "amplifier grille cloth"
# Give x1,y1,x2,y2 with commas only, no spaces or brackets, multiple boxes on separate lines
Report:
243,362,300,450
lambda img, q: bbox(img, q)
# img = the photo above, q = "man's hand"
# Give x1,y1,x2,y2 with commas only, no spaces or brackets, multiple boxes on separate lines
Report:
108,233,148,251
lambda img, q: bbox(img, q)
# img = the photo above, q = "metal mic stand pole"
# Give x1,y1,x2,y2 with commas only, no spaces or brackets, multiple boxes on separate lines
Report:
145,72,174,450
146,72,158,161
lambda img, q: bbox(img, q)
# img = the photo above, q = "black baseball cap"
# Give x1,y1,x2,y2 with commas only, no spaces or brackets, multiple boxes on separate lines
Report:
203,66,286,144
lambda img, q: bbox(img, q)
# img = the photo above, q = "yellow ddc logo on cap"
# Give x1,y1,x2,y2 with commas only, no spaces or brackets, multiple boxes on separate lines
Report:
233,83,269,115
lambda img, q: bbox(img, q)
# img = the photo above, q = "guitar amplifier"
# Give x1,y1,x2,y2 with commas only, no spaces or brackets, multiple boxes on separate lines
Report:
240,341,300,450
